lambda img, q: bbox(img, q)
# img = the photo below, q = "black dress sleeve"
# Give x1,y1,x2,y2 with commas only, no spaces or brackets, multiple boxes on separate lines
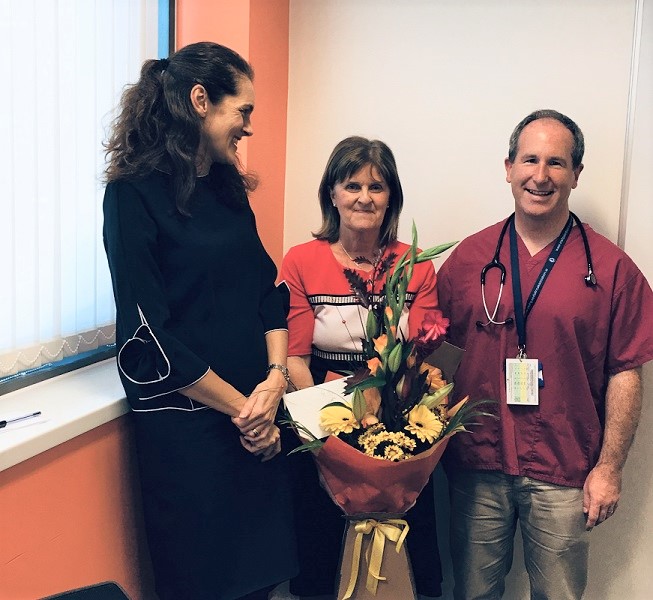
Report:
103,179,210,401
249,207,288,334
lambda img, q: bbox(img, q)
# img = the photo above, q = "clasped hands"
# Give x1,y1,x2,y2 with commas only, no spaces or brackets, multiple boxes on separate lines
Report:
232,379,286,462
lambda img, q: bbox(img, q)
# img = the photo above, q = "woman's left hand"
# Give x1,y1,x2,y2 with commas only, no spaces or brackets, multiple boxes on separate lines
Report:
239,423,282,461
231,369,287,439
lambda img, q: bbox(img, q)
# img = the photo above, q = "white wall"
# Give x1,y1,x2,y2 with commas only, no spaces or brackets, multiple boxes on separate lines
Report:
587,0,653,597
285,0,636,249
284,1,652,598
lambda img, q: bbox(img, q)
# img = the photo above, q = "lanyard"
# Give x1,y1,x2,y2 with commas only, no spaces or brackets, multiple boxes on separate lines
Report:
509,214,573,357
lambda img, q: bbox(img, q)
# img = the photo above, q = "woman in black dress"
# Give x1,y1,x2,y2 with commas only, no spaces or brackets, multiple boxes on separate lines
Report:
103,42,297,600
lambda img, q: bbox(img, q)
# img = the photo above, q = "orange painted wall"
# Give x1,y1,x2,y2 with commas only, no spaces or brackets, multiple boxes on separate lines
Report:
248,0,290,268
176,0,290,267
0,417,155,600
176,0,251,59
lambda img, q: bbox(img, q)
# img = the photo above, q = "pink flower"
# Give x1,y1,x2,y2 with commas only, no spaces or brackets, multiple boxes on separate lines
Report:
418,310,450,343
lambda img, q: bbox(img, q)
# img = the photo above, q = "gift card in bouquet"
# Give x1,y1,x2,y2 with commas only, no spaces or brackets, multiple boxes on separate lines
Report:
424,340,465,381
283,377,348,441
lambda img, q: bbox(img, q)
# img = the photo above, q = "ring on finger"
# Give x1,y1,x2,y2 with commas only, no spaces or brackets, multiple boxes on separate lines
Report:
252,428,260,437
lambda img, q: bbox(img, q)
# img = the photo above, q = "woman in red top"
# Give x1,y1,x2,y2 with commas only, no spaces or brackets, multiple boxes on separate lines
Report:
280,136,443,600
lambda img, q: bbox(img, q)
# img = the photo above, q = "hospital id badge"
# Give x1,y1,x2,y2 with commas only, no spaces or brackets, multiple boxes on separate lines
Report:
506,358,539,405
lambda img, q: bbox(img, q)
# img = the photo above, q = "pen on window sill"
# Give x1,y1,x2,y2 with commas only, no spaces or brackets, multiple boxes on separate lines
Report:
0,411,42,429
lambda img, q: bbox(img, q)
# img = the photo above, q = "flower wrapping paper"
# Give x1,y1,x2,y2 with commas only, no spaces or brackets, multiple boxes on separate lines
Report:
314,430,450,515
283,371,462,599
283,364,464,516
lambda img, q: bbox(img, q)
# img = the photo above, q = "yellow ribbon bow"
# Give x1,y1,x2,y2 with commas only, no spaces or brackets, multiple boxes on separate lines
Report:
341,518,410,599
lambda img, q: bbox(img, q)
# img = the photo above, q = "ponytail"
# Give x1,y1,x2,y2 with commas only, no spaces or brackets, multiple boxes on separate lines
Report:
104,58,173,182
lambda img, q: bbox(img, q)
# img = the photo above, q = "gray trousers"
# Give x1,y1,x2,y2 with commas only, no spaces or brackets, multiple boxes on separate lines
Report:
448,470,590,600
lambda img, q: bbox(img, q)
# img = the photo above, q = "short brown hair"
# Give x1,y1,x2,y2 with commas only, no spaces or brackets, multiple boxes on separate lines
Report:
313,136,404,245
508,109,585,169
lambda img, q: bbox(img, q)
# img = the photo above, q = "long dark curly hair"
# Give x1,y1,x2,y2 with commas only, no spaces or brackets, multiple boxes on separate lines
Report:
104,41,256,214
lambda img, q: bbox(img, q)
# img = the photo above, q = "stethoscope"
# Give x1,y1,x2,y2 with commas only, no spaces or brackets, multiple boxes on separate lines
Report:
477,212,597,328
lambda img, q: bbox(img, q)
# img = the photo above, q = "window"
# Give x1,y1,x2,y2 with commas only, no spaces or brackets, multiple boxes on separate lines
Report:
0,0,165,393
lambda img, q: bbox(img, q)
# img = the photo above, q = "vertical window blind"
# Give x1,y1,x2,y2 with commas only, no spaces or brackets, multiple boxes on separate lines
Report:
0,0,160,383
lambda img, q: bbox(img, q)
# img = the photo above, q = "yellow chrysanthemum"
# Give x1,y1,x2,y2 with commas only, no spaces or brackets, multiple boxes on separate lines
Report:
358,423,385,451
320,404,360,435
383,445,408,462
405,404,445,443
359,426,417,460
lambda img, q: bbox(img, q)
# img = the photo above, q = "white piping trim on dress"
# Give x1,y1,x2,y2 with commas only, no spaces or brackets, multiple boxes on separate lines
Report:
131,405,211,413
136,367,211,400
265,328,289,334
118,304,172,384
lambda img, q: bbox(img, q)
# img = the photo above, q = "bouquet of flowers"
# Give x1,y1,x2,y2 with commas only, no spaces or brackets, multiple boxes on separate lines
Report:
283,225,491,599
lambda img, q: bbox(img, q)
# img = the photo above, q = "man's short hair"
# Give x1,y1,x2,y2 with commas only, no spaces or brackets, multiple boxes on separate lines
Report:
508,109,585,169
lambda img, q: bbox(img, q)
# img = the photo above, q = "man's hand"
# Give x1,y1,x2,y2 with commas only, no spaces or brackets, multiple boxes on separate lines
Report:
583,368,642,530
582,463,621,529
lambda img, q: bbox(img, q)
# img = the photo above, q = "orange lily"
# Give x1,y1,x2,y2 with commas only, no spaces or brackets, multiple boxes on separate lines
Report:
367,356,383,375
373,334,388,356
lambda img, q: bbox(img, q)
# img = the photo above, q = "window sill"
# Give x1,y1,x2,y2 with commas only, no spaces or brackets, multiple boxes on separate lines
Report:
0,358,128,472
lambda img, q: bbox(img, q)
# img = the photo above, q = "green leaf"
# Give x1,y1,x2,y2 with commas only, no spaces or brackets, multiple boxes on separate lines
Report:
279,409,322,446
408,223,418,269
419,382,454,409
366,308,379,339
415,241,458,261
346,375,387,392
387,342,403,373
287,439,325,455
351,388,367,421
442,398,498,437
386,324,396,348
388,247,412,288
320,401,352,410
386,285,398,313
401,340,415,361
